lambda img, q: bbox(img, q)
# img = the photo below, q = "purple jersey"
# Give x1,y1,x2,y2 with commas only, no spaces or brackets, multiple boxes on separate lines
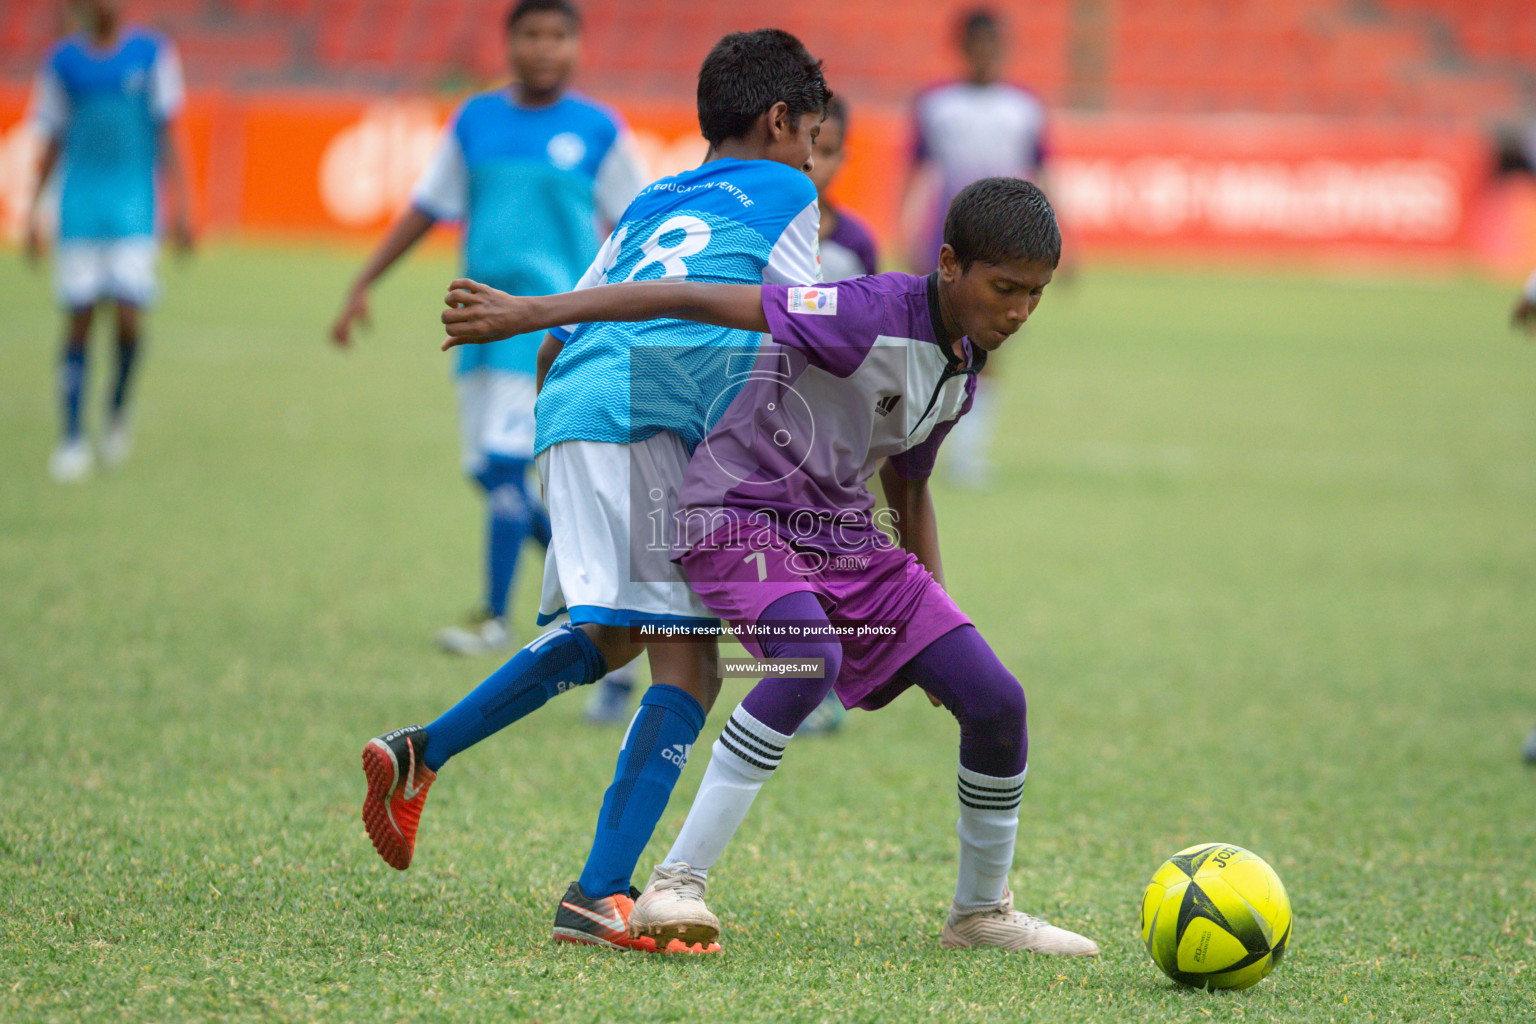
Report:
820,205,879,282
674,272,982,560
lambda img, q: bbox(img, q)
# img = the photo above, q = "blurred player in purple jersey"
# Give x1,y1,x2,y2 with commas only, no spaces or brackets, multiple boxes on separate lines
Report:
900,7,1054,488
440,178,1099,956
808,98,879,283
25,0,194,483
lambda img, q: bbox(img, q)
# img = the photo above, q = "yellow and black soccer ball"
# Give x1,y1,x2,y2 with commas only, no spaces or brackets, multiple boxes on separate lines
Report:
1140,843,1292,990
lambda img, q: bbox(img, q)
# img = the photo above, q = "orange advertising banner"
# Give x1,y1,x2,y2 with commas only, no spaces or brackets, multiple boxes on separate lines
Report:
0,85,1511,268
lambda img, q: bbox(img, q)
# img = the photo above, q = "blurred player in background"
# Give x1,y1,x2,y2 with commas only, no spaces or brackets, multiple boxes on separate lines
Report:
899,7,1051,488
362,28,830,953
329,0,648,671
810,97,878,283
24,0,194,484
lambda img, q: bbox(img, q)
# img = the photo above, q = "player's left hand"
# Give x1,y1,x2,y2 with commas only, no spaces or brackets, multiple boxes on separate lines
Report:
441,278,527,349
1512,297,1536,336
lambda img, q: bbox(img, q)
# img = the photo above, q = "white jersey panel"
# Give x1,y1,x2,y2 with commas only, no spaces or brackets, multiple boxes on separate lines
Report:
410,127,468,222
763,197,823,285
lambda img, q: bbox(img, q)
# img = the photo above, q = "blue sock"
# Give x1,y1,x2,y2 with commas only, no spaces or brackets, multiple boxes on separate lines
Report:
478,457,534,620
422,623,607,771
578,684,706,898
61,347,87,441
110,334,139,417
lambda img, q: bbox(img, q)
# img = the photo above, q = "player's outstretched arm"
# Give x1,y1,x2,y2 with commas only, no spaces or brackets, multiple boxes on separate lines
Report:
330,208,437,348
24,136,62,265
441,279,770,350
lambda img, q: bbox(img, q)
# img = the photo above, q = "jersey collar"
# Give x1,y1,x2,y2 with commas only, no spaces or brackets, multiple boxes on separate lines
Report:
924,272,987,374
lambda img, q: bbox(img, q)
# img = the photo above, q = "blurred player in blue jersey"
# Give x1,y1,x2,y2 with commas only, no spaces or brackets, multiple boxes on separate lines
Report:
24,0,194,483
330,0,648,660
900,7,1054,488
361,29,830,954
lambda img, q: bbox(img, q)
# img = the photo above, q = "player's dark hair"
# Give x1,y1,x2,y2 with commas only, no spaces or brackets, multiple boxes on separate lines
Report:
505,0,580,31
944,177,1060,270
958,7,1000,40
696,29,832,148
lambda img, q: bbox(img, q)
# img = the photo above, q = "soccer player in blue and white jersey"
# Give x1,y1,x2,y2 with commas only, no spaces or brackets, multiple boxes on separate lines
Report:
331,0,648,658
360,29,830,953
440,178,1099,957
24,0,193,483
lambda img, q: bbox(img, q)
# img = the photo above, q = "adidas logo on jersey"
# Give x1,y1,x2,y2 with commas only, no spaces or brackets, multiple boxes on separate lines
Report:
661,743,692,768
875,394,901,417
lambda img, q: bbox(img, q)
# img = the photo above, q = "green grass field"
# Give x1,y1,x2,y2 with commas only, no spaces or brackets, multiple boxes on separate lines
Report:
3,242,1534,1023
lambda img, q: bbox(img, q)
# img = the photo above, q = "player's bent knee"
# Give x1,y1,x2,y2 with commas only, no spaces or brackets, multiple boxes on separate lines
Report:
581,622,642,672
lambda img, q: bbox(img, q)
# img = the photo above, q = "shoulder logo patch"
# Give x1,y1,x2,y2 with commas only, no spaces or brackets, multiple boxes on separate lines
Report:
787,286,837,315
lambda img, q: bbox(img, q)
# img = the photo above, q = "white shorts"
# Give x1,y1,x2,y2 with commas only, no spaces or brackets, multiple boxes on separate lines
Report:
457,368,537,475
535,433,717,629
54,238,159,309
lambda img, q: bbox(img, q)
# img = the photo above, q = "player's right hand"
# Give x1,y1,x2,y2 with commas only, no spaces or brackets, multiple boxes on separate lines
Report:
331,288,370,348
441,278,527,349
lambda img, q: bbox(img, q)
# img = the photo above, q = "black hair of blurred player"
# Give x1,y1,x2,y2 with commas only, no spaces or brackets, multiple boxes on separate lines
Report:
956,7,1004,86
696,29,832,173
505,0,580,103
933,177,1058,353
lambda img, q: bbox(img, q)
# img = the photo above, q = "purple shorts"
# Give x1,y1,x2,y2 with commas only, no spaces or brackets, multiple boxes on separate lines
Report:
678,528,972,710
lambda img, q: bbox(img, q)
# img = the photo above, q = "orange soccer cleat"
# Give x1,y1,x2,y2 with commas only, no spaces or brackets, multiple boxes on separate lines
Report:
361,726,436,870
552,882,721,954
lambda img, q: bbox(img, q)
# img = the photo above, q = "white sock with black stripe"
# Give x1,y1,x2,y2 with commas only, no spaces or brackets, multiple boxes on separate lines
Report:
954,763,1027,910
659,705,791,878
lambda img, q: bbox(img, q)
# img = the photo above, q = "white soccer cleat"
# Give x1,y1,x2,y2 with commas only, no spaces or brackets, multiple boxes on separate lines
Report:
49,439,93,483
628,862,722,950
940,891,1099,956
435,616,510,656
100,416,132,467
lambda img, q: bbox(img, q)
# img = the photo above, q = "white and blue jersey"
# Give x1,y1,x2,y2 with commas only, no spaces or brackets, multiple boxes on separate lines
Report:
535,158,822,455
411,90,647,378
30,29,184,242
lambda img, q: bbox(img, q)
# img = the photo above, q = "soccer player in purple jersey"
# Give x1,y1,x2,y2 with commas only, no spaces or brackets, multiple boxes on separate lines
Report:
440,177,1099,955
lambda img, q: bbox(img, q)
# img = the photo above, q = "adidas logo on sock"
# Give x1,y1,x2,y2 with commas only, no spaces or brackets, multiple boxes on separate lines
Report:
661,743,692,768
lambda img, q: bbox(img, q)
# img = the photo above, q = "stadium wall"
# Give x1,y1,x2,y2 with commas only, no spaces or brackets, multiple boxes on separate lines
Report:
2,87,1530,273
